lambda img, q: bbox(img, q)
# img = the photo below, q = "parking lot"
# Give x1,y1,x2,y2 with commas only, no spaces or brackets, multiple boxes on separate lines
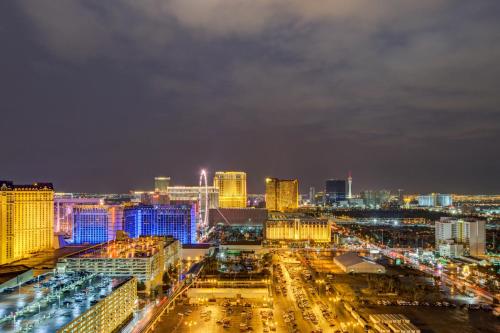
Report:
0,272,125,332
153,299,272,333
274,253,364,333
154,249,500,333
154,251,364,333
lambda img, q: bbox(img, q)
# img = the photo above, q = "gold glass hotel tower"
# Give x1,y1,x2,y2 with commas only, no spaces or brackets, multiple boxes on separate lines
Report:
154,176,170,193
213,171,247,208
0,181,54,265
265,178,299,212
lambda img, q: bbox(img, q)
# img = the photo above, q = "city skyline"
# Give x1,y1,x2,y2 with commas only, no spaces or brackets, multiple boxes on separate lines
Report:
1,1,500,195
1,169,499,195
1,0,499,325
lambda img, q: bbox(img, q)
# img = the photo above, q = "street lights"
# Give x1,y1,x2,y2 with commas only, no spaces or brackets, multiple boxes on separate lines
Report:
208,278,216,298
315,279,325,295
329,296,340,319
184,320,197,333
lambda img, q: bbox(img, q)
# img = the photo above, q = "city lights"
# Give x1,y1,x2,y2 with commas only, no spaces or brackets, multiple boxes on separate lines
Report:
2,2,499,332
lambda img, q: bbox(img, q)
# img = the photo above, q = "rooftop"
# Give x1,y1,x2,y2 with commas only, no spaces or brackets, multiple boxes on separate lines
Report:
0,272,130,333
0,266,31,285
66,236,176,259
0,181,54,191
220,240,262,246
182,243,212,249
209,208,268,226
334,252,366,266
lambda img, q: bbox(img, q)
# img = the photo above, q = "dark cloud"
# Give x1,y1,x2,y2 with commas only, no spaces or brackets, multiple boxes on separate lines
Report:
0,0,499,194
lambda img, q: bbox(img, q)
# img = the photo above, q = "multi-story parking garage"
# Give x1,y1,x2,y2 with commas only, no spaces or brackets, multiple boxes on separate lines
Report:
0,273,136,333
58,236,180,292
58,276,137,333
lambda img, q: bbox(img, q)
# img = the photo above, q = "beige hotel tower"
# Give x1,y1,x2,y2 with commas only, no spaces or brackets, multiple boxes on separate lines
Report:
0,181,54,265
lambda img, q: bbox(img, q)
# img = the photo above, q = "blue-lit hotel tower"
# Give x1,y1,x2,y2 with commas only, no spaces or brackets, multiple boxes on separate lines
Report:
124,204,197,244
73,205,124,244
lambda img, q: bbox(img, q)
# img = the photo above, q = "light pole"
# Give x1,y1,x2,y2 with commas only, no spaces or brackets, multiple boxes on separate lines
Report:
329,297,338,318
316,279,324,295
211,278,216,298
184,320,197,333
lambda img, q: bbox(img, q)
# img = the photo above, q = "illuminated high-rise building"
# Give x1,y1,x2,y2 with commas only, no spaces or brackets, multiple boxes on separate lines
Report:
54,194,102,237
361,190,391,208
418,193,453,207
437,194,453,207
456,219,486,257
167,186,219,209
435,218,486,257
140,192,170,205
309,187,315,204
347,171,353,199
0,181,54,265
325,179,346,205
265,178,299,212
265,218,331,242
124,204,197,244
213,171,247,208
154,176,170,193
265,179,278,210
73,205,124,244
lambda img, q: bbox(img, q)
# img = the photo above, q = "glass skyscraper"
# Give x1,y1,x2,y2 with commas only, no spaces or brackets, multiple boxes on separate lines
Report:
265,178,299,212
154,176,170,193
213,171,247,208
325,179,346,205
124,204,197,244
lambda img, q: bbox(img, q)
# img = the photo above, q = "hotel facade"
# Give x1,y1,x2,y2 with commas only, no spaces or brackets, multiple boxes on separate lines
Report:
54,194,102,237
265,178,299,212
0,181,54,265
435,218,486,257
124,204,197,244
265,218,332,243
213,171,247,208
72,204,124,244
167,186,219,209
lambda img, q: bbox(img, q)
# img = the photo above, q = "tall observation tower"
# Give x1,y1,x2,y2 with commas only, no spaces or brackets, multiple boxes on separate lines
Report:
347,171,353,199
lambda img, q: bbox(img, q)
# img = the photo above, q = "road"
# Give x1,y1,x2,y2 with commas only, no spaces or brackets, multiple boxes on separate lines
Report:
379,247,494,303
330,228,496,304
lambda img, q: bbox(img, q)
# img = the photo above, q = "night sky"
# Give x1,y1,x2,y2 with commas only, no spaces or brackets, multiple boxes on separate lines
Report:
1,1,499,194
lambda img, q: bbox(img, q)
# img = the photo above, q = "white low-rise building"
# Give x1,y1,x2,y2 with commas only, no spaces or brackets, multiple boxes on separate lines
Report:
334,252,385,274
438,240,464,258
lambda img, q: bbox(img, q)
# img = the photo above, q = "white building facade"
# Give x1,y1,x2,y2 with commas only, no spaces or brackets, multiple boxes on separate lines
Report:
435,218,485,257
